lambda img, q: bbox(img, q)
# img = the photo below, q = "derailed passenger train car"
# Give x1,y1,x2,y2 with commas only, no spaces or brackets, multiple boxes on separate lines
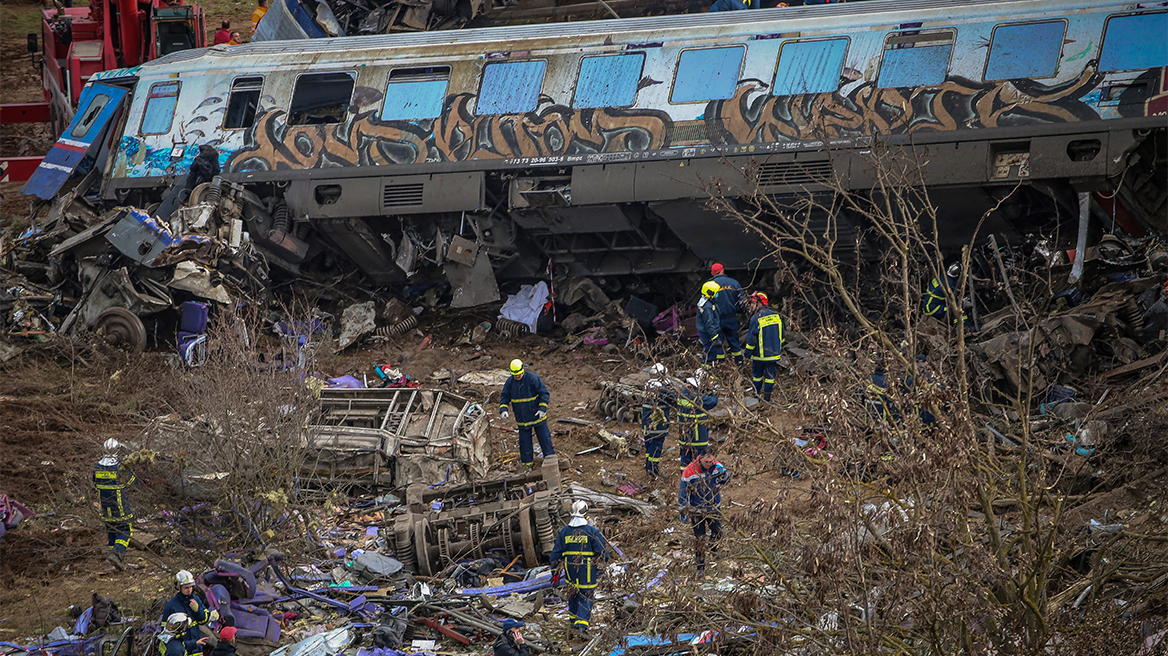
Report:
24,0,1168,299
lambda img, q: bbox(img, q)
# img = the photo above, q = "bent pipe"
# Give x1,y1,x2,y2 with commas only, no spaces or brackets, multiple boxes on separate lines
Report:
270,562,354,614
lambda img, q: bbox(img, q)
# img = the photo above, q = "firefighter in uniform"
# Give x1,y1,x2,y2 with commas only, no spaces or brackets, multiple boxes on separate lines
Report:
707,263,746,363
499,359,555,467
640,363,674,479
675,371,717,469
550,501,610,637
94,438,134,570
162,570,217,647
744,292,785,402
696,281,722,365
922,261,961,322
157,613,208,656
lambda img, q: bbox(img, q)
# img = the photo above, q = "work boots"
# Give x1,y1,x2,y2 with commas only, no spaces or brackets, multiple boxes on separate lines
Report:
107,551,126,571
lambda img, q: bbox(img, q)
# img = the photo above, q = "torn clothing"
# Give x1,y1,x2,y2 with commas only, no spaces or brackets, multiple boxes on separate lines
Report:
499,372,550,427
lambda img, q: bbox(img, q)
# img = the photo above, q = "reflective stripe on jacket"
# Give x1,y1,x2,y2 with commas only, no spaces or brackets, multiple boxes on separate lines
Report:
745,308,784,361
696,297,720,342
499,371,550,426
550,524,609,589
94,461,134,522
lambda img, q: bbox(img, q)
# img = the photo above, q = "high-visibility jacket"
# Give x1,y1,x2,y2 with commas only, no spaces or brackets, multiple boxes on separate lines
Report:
499,371,550,427
675,387,717,448
709,274,745,318
162,593,210,644
679,460,731,513
93,459,134,522
550,523,609,589
922,274,956,318
641,382,675,441
745,308,784,361
249,5,268,34
696,297,720,343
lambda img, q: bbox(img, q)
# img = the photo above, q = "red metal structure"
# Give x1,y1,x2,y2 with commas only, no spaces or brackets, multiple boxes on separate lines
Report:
0,0,205,182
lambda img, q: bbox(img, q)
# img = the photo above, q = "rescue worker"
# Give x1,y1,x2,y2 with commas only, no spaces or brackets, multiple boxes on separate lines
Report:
157,613,208,656
492,619,530,656
549,501,610,637
209,626,237,656
249,0,269,35
678,448,731,575
640,363,674,479
499,359,555,467
922,261,961,322
675,371,717,469
696,281,722,366
707,264,746,363
94,438,134,570
162,570,216,647
744,292,785,402
709,0,757,10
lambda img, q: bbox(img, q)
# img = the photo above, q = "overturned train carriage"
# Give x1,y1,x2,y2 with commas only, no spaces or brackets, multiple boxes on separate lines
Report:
25,0,1168,294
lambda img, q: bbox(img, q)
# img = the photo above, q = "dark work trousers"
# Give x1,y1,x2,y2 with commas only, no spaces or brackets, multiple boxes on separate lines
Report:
719,315,742,362
104,519,132,554
751,359,778,397
691,514,723,573
644,436,664,477
519,421,555,466
679,444,707,470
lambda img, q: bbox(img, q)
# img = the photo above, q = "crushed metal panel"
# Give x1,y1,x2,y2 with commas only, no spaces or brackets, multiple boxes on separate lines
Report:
306,388,489,486
336,300,377,351
22,83,128,200
446,250,500,308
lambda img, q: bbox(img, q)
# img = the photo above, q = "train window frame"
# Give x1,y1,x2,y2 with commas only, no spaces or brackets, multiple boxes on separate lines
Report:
876,28,956,89
381,65,452,122
287,70,356,126
771,36,850,97
222,76,264,131
670,45,746,104
1098,11,1168,72
476,60,548,115
71,93,111,139
139,81,181,136
572,53,646,109
983,20,1066,82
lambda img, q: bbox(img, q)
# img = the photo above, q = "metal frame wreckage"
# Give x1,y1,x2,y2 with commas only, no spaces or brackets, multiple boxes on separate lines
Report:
9,0,1167,346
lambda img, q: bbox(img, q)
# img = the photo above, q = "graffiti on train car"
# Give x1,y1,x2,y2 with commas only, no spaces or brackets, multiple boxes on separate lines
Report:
704,64,1110,145
226,94,673,171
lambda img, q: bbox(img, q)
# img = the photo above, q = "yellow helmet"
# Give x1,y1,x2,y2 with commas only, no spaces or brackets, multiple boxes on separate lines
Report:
701,281,721,298
509,359,524,375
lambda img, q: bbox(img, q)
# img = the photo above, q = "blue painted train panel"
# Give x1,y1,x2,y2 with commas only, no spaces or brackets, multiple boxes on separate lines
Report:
88,0,1166,184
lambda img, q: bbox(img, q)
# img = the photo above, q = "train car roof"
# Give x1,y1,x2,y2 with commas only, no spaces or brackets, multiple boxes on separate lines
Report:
136,0,1122,74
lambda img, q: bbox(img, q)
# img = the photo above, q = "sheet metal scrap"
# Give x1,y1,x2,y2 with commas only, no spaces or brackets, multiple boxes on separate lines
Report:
306,387,491,488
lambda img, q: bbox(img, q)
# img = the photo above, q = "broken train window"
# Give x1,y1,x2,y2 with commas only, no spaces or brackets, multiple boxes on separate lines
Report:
223,76,264,130
772,37,849,96
984,21,1065,81
476,60,546,115
288,71,355,125
140,81,181,135
876,29,955,88
573,53,645,109
381,66,450,121
71,93,111,139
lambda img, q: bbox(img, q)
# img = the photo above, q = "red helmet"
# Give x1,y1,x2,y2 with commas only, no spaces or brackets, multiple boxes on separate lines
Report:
751,292,769,306
710,263,724,276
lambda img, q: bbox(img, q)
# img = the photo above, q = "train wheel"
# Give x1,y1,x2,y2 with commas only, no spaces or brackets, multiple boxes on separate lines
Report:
94,308,146,354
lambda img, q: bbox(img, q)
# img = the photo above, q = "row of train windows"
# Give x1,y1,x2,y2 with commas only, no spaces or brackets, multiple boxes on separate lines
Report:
139,12,1166,135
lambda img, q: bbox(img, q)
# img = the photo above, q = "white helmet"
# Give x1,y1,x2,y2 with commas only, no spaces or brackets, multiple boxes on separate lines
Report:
165,612,190,633
570,500,588,518
175,570,195,587
648,363,667,377
103,438,123,452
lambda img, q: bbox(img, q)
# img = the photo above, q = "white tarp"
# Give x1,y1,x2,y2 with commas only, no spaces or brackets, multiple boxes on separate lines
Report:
498,281,549,334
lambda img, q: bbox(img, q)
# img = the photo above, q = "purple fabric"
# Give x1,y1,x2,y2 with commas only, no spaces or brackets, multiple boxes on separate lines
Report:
327,375,366,389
